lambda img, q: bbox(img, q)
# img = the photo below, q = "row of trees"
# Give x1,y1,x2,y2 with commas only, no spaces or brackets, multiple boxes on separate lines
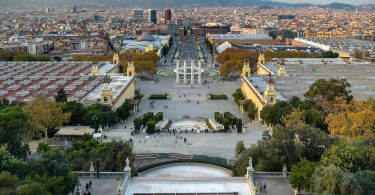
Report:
0,51,49,61
214,112,242,132
67,135,134,174
232,88,257,121
233,78,375,194
69,51,160,75
217,49,339,77
133,112,164,134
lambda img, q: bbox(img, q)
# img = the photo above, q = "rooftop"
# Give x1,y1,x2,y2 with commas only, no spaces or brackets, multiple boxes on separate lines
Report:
209,34,272,40
55,126,95,137
82,75,134,102
275,62,375,100
244,75,286,101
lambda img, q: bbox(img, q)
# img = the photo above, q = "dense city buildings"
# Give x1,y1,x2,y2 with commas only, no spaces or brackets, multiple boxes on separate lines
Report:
0,2,375,195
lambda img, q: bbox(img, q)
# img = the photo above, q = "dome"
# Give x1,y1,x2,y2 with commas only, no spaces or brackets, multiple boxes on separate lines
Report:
136,32,155,42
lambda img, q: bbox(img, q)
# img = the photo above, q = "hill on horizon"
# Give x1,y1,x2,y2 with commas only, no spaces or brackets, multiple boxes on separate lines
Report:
0,0,360,10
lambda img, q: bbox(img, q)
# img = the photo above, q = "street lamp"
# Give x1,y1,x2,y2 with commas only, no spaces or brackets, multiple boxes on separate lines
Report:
92,115,98,132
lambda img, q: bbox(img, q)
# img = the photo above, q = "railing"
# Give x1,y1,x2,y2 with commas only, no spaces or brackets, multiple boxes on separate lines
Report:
75,171,125,178
253,171,291,178
135,153,236,172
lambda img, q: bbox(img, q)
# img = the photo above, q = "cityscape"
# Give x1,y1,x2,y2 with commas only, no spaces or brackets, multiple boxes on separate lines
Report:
0,1,374,195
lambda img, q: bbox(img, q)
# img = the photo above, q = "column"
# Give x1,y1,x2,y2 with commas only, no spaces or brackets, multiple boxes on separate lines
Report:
175,60,180,84
190,60,194,84
198,60,202,84
183,60,187,84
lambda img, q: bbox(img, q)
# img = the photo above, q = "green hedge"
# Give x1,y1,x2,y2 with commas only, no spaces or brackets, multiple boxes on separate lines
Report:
209,93,228,100
236,118,243,133
155,112,163,122
146,120,156,134
134,117,143,131
149,93,168,99
223,118,229,132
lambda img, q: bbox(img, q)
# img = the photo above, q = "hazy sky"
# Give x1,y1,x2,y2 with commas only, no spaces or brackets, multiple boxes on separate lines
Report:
276,0,372,5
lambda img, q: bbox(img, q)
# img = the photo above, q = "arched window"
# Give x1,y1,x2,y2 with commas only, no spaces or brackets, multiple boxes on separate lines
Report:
103,96,108,103
270,97,274,102
128,71,132,76
245,72,249,77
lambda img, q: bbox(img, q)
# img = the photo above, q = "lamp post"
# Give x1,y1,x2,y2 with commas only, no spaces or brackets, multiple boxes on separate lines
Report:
92,115,98,133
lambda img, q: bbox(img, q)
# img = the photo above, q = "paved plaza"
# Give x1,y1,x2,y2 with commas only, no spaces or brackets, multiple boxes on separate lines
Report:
76,177,124,195
106,77,265,159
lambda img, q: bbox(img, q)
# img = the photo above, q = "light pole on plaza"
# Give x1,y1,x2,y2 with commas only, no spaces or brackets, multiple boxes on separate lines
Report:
92,115,98,133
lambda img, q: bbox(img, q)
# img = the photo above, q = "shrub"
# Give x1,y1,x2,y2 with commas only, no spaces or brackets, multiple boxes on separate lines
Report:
223,118,229,132
133,117,143,131
149,93,168,99
155,112,163,122
236,118,243,133
143,112,154,125
209,93,228,100
146,120,156,134
232,88,245,104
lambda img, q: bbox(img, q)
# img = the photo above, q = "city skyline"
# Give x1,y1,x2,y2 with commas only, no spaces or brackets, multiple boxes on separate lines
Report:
0,0,374,9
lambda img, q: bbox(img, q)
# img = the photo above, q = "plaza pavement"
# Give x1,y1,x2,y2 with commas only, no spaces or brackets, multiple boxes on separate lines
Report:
106,77,266,159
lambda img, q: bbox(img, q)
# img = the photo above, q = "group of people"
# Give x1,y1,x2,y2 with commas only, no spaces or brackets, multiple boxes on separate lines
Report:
256,182,267,193
81,181,92,195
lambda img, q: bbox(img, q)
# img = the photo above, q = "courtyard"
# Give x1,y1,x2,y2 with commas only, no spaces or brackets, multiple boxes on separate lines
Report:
106,77,265,159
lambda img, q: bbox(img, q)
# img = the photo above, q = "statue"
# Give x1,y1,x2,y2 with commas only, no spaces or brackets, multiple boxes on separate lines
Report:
283,163,287,172
89,161,94,172
248,157,253,170
125,157,130,168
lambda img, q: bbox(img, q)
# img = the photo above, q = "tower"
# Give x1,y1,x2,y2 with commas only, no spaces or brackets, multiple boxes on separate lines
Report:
101,75,112,106
113,53,120,65
242,60,251,77
91,64,99,76
263,74,277,105
258,51,265,65
277,60,287,75
165,8,172,23
149,9,157,24
127,60,135,77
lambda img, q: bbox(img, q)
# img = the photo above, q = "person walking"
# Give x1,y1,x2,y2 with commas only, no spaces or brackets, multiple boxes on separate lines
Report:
89,181,92,189
85,183,89,191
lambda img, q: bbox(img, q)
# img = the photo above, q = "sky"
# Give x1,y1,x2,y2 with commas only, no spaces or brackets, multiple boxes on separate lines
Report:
276,0,372,5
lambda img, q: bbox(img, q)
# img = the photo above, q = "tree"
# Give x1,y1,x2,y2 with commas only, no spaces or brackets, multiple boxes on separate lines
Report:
65,101,86,125
260,101,293,126
289,159,318,191
311,166,362,195
15,182,51,195
146,120,155,134
325,98,375,137
304,79,353,114
297,126,332,161
284,109,308,129
0,106,30,158
320,142,372,172
245,100,257,121
53,56,62,61
354,170,375,195
23,97,71,140
321,50,339,58
116,101,133,120
353,50,363,60
54,88,68,103
235,141,246,158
